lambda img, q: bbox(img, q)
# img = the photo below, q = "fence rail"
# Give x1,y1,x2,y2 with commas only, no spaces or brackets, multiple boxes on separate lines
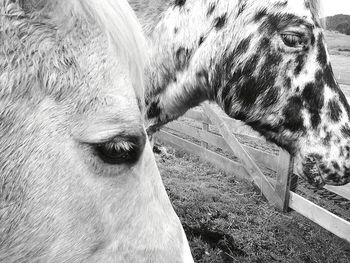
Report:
156,102,350,243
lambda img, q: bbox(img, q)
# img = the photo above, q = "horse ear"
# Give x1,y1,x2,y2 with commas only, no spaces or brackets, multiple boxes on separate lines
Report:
305,0,323,18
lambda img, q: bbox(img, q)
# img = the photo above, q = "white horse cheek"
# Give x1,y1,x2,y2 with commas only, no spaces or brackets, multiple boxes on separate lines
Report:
181,229,194,263
141,139,194,262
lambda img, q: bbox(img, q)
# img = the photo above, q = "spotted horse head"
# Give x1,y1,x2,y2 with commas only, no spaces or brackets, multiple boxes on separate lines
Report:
211,0,350,187
136,0,350,187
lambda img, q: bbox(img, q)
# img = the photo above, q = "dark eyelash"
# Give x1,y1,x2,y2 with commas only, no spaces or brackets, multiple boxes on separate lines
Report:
281,33,308,48
94,137,143,165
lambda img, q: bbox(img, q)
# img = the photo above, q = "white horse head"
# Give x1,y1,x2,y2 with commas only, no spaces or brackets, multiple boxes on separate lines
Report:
0,0,193,262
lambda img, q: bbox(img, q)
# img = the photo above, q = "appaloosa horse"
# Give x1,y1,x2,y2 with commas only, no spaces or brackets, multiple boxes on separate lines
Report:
0,0,193,262
130,0,350,187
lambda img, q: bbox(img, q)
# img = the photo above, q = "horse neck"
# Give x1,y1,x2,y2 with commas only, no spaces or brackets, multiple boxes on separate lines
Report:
134,0,245,132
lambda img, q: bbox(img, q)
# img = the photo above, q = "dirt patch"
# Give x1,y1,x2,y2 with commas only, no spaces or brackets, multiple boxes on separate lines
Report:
156,149,350,263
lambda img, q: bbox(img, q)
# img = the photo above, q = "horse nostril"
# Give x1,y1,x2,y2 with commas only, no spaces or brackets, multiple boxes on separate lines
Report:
302,155,326,188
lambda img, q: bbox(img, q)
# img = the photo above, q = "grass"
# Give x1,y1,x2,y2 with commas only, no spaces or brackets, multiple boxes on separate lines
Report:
325,30,350,55
156,148,350,263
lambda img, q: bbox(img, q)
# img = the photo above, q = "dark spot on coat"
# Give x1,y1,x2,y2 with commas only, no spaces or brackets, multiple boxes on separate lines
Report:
235,77,259,107
283,96,305,132
254,51,281,95
332,161,340,171
302,82,324,111
323,131,332,145
284,77,292,89
223,94,234,114
274,1,288,8
316,33,327,67
310,34,316,46
327,99,342,122
207,3,216,16
259,37,271,51
174,27,178,34
234,111,248,121
315,70,323,84
214,14,227,29
196,70,209,91
243,54,260,73
237,1,247,17
254,8,268,22
174,0,186,7
219,52,259,103
310,113,321,129
234,36,252,56
294,54,305,76
323,64,337,90
147,100,162,119
259,64,277,93
261,86,280,108
212,42,257,98
302,81,324,129
265,51,282,67
175,47,191,71
341,125,350,138
198,35,205,46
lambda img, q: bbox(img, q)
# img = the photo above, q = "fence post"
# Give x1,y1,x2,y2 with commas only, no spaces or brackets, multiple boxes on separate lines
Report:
201,122,209,149
202,102,282,207
275,149,295,212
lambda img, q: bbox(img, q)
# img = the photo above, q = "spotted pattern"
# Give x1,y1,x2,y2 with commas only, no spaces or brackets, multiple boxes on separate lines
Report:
174,0,186,7
141,0,350,187
207,3,216,16
175,47,192,71
327,99,342,122
213,14,227,29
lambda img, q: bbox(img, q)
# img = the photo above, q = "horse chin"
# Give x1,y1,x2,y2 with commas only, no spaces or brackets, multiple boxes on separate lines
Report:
300,157,350,187
300,158,326,188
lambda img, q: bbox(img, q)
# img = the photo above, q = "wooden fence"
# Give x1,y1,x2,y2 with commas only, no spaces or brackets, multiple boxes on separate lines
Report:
156,102,350,243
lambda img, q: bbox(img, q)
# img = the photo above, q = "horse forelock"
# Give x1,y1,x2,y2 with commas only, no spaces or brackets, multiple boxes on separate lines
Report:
73,0,147,102
6,0,146,104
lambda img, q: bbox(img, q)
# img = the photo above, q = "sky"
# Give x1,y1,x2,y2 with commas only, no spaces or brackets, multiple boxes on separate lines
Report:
322,0,350,17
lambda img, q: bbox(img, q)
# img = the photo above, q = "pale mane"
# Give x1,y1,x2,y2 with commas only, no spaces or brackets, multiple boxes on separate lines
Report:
22,0,147,101
74,0,146,100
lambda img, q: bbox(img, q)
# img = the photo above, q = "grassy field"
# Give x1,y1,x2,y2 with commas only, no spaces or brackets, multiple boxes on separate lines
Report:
325,30,350,56
325,31,350,85
156,149,350,263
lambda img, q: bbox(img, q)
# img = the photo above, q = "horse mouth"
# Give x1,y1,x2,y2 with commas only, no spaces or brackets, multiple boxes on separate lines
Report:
301,156,350,187
301,160,326,188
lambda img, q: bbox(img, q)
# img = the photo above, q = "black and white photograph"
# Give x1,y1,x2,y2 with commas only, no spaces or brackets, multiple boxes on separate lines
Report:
0,0,349,262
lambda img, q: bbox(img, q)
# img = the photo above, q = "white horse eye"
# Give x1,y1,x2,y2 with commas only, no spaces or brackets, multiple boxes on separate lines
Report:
281,33,307,48
94,138,142,165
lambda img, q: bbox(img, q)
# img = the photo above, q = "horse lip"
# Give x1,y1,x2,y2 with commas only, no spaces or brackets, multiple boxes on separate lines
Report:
301,159,327,188
323,176,350,186
324,180,344,186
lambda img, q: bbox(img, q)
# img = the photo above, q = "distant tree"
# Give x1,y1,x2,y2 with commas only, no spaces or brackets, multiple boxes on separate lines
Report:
336,22,350,35
324,15,350,35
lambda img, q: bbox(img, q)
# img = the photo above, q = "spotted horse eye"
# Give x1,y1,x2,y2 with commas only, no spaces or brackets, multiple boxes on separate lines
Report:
94,137,142,165
281,33,307,48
